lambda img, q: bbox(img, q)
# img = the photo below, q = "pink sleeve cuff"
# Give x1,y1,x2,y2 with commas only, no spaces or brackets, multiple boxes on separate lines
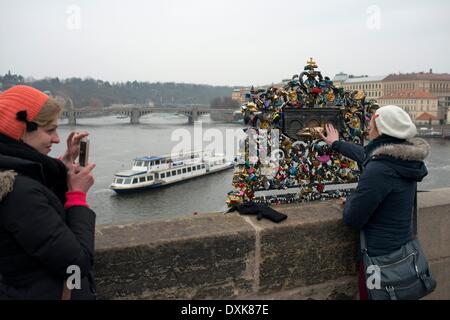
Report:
64,191,89,210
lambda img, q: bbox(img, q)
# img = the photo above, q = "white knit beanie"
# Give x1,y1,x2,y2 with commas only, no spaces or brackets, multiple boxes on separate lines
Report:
374,105,417,139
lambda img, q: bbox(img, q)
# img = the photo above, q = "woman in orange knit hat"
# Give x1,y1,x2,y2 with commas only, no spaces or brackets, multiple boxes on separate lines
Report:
0,85,97,300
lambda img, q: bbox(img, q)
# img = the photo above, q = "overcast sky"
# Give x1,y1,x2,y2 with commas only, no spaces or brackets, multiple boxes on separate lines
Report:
1,0,449,86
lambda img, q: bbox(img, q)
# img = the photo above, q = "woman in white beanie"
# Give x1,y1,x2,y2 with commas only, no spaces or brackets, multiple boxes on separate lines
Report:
320,105,431,299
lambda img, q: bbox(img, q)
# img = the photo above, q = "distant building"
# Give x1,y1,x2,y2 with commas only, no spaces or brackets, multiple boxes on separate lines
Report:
231,87,251,104
332,72,350,87
383,70,450,107
342,76,386,100
332,73,386,100
383,70,450,123
377,90,440,125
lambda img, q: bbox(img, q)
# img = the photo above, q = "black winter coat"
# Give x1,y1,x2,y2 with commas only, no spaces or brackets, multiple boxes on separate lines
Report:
332,135,430,256
0,134,96,299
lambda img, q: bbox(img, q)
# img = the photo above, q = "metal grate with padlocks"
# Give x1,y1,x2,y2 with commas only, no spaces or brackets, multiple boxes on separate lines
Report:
226,58,379,207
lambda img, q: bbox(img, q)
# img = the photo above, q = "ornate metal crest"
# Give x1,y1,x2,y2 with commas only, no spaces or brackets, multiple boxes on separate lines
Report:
227,58,379,206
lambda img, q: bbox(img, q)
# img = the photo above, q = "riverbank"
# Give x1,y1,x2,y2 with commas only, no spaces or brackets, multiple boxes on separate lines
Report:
416,124,450,139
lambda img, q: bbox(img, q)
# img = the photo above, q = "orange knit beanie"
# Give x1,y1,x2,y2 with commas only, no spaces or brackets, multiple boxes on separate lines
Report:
0,85,49,140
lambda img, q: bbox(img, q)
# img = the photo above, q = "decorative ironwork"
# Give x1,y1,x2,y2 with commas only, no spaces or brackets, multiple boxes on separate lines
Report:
226,58,379,207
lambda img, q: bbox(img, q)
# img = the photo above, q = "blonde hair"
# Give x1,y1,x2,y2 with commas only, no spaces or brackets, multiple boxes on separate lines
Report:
32,98,62,127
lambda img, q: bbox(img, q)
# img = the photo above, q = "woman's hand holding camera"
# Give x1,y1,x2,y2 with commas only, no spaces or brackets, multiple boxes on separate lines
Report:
67,162,96,193
61,131,89,168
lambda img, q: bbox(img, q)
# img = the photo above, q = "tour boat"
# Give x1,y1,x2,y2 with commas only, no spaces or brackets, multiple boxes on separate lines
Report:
110,150,234,194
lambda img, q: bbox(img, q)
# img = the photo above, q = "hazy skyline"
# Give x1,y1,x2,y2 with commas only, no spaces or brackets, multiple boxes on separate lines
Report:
1,0,449,86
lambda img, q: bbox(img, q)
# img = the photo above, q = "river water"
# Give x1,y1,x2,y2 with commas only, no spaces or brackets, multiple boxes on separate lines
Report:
49,114,450,225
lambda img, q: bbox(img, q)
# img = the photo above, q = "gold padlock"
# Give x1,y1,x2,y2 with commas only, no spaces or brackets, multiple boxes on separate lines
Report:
247,102,259,112
288,91,298,102
353,90,365,100
326,92,335,102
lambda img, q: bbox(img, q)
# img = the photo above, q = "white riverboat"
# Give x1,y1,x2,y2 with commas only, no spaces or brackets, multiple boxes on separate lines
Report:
110,150,234,194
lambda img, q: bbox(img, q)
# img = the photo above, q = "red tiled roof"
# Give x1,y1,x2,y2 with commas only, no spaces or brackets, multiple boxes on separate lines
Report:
416,112,438,121
379,90,438,99
384,73,450,81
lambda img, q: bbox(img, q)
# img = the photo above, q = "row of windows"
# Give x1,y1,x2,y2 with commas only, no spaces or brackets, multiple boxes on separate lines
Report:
385,82,450,91
159,164,205,179
134,159,166,167
381,99,435,105
430,82,450,90
134,154,202,167
345,83,382,90
345,82,450,94
364,91,382,97
385,83,415,90
116,163,209,185
115,175,154,185
404,105,436,112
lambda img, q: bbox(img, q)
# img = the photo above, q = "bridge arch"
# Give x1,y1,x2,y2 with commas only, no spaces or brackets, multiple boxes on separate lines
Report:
60,106,231,125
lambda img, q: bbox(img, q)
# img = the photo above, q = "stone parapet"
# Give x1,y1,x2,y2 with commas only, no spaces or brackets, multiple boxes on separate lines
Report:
94,188,450,300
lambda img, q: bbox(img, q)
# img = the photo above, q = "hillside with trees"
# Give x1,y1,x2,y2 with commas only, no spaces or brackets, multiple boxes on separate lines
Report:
0,71,235,108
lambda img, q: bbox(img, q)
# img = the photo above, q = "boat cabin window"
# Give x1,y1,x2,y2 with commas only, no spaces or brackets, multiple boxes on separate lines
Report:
147,175,153,181
201,164,205,169
135,161,143,167
116,178,124,184
132,178,138,184
197,165,201,170
177,169,181,175
139,177,146,183
188,167,191,172
182,168,187,173
155,160,160,165
167,172,171,177
172,170,176,176
160,173,165,179
154,173,159,179
193,166,196,171
143,161,149,167
124,178,132,184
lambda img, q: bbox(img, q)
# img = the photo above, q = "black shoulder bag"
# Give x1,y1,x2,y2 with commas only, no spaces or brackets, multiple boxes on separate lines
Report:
361,187,437,300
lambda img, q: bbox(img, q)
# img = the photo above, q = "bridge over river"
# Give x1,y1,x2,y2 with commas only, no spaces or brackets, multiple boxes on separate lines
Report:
61,105,236,125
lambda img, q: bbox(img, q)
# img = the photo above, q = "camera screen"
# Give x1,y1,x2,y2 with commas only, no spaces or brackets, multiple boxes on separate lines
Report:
79,141,88,166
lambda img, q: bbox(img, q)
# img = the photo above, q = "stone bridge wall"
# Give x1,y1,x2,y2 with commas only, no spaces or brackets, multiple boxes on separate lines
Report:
94,188,450,300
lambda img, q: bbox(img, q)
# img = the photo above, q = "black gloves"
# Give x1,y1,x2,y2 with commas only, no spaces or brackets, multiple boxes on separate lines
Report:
232,201,287,223
255,205,288,223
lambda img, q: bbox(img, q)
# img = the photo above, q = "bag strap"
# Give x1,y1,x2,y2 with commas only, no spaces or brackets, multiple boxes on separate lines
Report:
360,183,418,254
412,183,418,238
360,229,368,254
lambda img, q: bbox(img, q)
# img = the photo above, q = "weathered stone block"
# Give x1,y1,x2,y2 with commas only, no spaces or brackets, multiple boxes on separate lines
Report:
95,214,255,299
252,201,359,293
418,189,450,261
